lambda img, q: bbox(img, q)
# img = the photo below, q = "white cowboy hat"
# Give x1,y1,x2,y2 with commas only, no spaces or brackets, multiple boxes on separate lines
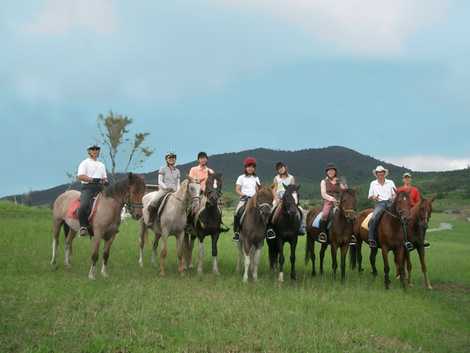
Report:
373,165,389,177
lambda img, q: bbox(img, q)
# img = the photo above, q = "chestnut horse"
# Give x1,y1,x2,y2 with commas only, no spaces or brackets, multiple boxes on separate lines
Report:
370,191,413,289
237,186,273,282
401,197,435,289
51,173,145,280
350,208,374,274
305,189,357,282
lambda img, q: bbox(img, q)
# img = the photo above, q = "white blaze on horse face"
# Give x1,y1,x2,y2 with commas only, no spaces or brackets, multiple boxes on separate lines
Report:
213,179,218,189
292,192,299,205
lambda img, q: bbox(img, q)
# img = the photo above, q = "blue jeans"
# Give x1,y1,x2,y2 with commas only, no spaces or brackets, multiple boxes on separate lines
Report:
368,201,391,243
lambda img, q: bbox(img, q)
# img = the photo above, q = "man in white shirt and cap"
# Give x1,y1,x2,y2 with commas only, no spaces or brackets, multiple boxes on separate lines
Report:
368,165,396,248
77,145,108,236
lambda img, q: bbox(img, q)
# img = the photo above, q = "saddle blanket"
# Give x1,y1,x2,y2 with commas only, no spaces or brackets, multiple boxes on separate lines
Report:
361,212,374,231
66,194,101,221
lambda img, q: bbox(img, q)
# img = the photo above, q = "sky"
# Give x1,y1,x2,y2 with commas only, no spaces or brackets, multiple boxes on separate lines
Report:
1,0,470,196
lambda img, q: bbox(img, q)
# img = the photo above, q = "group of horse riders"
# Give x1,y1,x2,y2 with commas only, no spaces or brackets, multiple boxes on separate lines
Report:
76,144,428,248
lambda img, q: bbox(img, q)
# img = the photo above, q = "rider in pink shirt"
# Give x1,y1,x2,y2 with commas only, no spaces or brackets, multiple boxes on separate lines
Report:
188,152,214,193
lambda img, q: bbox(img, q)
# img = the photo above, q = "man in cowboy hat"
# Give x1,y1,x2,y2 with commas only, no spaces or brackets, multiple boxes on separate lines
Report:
367,165,396,248
77,144,108,236
144,152,181,226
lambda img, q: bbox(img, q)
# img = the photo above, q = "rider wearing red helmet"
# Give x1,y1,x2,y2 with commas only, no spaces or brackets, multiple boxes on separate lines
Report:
233,157,261,241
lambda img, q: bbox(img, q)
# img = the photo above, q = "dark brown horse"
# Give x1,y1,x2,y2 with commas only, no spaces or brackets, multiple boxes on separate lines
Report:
184,173,227,275
51,173,146,279
267,184,301,282
370,191,413,289
237,186,273,282
401,197,435,289
305,189,357,282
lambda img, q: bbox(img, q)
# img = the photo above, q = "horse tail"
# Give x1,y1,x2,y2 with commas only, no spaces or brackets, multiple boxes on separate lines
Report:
349,243,357,269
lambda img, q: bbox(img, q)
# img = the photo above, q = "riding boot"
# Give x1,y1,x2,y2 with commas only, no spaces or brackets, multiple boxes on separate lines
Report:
318,220,328,243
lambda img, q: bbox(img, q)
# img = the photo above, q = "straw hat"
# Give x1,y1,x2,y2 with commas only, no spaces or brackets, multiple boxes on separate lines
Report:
373,165,389,177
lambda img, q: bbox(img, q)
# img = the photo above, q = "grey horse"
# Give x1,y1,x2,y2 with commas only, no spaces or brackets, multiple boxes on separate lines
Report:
138,178,201,276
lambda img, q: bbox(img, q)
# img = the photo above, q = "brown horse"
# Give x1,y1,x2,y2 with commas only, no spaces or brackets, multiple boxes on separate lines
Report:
370,191,413,289
237,186,273,282
401,197,435,289
305,189,357,281
51,173,145,279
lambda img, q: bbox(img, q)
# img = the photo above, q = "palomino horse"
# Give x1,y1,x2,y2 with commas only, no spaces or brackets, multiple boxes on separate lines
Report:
51,173,145,280
371,191,413,289
267,184,301,282
401,197,435,289
305,189,357,281
184,173,227,274
138,179,201,276
237,186,273,282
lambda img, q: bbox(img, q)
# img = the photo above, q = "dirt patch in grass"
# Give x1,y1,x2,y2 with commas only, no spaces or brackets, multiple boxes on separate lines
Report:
434,282,470,294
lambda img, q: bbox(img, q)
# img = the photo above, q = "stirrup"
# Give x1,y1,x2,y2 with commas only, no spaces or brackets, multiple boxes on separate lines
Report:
349,235,357,245
405,241,414,251
318,232,328,243
423,242,430,248
233,232,240,242
266,229,276,240
369,239,377,248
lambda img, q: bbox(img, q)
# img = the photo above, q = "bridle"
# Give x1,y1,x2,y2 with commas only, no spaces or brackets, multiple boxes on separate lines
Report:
338,192,356,221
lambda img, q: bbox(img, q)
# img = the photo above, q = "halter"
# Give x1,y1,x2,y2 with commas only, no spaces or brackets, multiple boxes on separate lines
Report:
256,202,272,215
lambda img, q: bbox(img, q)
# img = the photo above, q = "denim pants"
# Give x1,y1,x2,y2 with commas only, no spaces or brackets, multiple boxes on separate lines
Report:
368,200,391,242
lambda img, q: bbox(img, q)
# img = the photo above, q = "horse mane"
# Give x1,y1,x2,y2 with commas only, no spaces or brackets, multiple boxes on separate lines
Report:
104,177,130,198
247,186,272,211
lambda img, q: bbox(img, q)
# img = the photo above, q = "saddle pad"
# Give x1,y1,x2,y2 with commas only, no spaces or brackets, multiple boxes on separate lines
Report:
66,194,100,221
157,192,173,218
361,212,374,231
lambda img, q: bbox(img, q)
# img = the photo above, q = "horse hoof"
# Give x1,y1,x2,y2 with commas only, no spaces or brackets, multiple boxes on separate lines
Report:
88,274,96,281
101,271,108,278
213,270,220,276
160,272,166,277
242,276,248,283
291,275,297,281
427,285,433,290
278,273,284,282
138,261,144,268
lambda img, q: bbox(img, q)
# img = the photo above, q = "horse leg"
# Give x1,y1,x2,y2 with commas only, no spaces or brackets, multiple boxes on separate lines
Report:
101,234,116,278
138,221,148,267
319,243,327,275
405,251,412,286
357,241,364,273
370,247,378,276
381,247,391,289
64,229,76,267
242,243,251,283
417,246,432,289
176,232,185,275
197,238,205,274
189,236,195,269
88,235,101,280
252,247,262,282
310,237,316,277
331,243,338,280
50,219,62,266
182,233,191,270
340,244,348,283
151,233,160,266
211,233,220,275
290,238,297,281
278,239,285,282
396,247,407,290
159,234,168,276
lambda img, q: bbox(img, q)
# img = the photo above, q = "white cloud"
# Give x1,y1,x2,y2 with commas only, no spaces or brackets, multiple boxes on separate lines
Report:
219,0,448,56
24,0,117,35
384,155,470,172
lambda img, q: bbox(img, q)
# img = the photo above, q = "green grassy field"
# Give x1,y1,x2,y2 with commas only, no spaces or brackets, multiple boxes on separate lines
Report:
1,201,469,353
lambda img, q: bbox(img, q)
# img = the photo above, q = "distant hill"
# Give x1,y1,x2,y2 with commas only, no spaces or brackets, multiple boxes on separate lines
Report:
6,145,470,208
2,146,412,206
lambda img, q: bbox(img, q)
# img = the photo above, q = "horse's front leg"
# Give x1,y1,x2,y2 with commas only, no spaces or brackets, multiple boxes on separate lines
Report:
319,243,328,275
151,233,160,265
64,229,76,267
197,238,205,274
88,234,101,280
357,241,364,273
370,247,378,276
331,243,338,280
159,234,168,277
242,242,251,283
417,246,432,289
211,233,220,275
405,250,412,286
278,238,285,282
381,246,391,289
252,246,262,282
101,233,116,278
176,232,186,275
138,220,147,267
340,243,348,283
50,219,62,267
395,247,407,290
290,238,298,281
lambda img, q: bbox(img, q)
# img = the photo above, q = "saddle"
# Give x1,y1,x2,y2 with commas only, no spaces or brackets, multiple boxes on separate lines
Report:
154,191,173,219
235,203,248,231
270,202,302,225
67,194,101,221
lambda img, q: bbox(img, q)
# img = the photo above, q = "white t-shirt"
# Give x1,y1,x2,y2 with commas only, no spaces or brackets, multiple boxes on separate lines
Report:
368,179,396,202
77,158,107,184
273,174,295,198
236,174,260,197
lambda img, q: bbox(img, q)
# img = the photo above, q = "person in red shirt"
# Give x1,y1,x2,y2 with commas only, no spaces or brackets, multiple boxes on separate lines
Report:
396,172,421,206
397,172,430,247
